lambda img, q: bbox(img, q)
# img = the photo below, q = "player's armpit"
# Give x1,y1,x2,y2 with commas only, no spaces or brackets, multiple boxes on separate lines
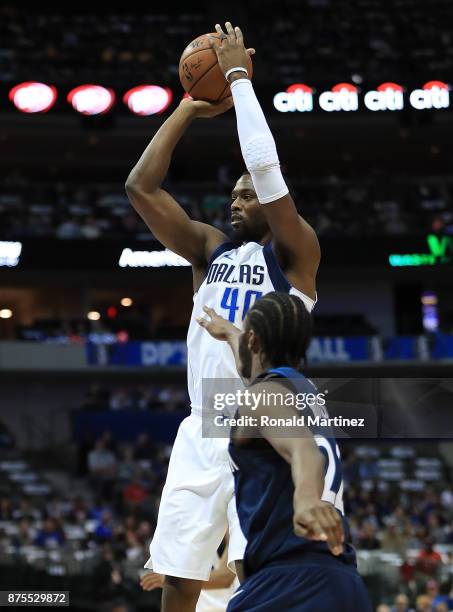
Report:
263,194,320,300
125,184,227,266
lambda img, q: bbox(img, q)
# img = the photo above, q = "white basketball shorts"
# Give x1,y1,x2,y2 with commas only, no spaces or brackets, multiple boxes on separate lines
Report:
145,412,247,581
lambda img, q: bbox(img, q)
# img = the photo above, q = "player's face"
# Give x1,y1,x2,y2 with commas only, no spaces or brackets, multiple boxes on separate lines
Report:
230,174,269,242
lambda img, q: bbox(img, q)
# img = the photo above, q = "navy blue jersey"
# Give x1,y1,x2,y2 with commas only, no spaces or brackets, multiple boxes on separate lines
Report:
228,366,356,577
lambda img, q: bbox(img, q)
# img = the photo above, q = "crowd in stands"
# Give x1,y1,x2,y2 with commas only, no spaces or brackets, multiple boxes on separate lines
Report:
81,383,188,413
1,172,453,242
0,432,170,611
1,1,452,87
341,444,453,610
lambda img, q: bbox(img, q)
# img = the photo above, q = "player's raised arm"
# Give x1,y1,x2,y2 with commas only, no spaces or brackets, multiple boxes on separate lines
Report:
210,23,320,300
125,98,231,267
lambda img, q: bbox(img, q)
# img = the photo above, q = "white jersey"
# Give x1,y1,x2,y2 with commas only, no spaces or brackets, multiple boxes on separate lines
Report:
187,240,315,413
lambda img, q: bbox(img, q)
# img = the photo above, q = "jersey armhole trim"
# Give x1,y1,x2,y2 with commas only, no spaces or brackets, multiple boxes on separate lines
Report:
206,240,237,273
264,241,317,310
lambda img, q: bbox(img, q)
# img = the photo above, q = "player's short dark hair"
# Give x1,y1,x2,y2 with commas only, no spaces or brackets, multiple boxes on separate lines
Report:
246,292,312,368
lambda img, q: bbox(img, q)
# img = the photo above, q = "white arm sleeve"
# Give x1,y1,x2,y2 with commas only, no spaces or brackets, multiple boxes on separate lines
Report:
230,78,289,204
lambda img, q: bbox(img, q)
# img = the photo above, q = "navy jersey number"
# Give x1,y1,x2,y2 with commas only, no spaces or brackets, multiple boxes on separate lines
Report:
221,288,263,323
315,436,344,514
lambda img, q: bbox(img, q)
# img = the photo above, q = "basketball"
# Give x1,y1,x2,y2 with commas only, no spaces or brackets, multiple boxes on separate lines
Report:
179,32,253,102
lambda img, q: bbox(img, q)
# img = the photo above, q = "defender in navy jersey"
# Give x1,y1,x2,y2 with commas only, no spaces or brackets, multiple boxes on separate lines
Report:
198,292,372,611
126,22,321,612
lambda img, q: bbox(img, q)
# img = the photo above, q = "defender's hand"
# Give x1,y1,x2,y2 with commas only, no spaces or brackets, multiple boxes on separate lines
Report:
196,306,238,341
209,23,254,79
179,95,233,119
293,497,344,556
140,571,165,591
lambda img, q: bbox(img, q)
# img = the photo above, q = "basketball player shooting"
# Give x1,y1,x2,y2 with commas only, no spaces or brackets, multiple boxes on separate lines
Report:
125,21,320,612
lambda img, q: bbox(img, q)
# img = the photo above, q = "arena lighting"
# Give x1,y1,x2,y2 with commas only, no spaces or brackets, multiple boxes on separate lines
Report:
421,291,439,332
121,297,133,307
118,248,190,268
67,85,115,115
87,311,101,321
123,85,173,115
0,309,13,319
9,82,57,113
107,306,118,318
0,241,22,267
389,235,453,267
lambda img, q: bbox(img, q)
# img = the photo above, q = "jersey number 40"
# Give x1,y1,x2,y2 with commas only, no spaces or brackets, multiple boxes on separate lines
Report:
220,288,263,323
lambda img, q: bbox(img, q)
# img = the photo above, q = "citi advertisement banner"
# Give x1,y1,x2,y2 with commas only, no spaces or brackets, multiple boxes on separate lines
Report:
273,80,450,113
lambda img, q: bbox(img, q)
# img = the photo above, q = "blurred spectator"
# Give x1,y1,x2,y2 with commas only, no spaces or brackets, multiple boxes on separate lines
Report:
431,581,453,611
109,389,133,411
95,510,115,541
358,521,380,550
0,497,13,520
415,538,443,578
381,519,409,555
0,420,15,448
82,384,110,410
391,593,414,612
34,517,65,548
123,472,148,511
133,433,155,461
88,439,117,499
117,447,137,483
56,217,82,239
414,594,432,612
10,518,34,549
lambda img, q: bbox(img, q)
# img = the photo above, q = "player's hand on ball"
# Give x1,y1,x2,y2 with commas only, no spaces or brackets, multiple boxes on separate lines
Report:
140,571,165,591
293,497,344,556
180,95,233,119
196,306,237,341
209,22,253,79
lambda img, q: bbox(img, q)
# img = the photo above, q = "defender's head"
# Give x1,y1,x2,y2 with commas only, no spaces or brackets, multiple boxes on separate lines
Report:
230,172,270,243
238,292,313,379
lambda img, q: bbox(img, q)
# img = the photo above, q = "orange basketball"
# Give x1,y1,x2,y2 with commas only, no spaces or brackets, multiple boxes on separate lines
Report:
179,32,253,102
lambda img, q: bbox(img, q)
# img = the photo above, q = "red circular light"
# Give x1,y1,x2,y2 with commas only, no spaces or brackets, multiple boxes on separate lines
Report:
107,306,118,319
286,83,313,94
123,85,173,115
331,83,357,93
9,82,57,113
67,85,115,115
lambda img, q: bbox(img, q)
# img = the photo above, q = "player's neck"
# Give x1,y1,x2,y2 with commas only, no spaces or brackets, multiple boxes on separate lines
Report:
258,231,272,246
241,231,272,246
251,355,272,380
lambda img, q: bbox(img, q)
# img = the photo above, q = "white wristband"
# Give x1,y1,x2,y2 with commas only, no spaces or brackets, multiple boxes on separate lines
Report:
225,66,248,81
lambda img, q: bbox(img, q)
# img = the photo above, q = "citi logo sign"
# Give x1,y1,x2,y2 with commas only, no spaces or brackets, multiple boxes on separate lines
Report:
274,80,450,113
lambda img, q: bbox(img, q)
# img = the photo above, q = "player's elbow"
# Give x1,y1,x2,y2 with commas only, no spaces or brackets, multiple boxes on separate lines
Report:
125,174,141,199
125,176,156,211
